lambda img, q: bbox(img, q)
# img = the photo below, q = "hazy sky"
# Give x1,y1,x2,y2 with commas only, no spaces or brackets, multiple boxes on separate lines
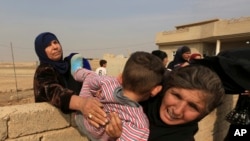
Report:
0,0,249,62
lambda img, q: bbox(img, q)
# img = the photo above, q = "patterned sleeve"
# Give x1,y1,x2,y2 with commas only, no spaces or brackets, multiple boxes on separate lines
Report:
117,123,149,141
34,64,76,114
73,68,102,97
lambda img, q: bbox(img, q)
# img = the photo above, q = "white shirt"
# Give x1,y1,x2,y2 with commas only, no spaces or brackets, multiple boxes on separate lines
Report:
95,67,107,76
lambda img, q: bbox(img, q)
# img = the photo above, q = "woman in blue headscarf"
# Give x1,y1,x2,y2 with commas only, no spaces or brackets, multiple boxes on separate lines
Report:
33,32,108,128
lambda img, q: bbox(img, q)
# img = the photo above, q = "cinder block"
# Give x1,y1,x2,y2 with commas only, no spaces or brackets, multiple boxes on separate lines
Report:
4,134,42,141
0,119,7,141
4,127,89,141
0,106,16,141
42,127,89,141
7,103,71,138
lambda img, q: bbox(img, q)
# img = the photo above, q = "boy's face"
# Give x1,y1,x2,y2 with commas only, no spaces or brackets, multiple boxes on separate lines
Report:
103,63,107,67
45,40,62,61
159,87,205,125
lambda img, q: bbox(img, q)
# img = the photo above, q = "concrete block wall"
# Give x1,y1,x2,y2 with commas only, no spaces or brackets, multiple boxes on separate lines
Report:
0,103,89,141
0,95,238,141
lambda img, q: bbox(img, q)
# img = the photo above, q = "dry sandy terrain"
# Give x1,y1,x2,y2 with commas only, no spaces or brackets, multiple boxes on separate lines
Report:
0,61,100,107
0,62,36,106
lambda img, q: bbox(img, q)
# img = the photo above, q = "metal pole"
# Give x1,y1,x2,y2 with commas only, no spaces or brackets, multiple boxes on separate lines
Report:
10,42,19,100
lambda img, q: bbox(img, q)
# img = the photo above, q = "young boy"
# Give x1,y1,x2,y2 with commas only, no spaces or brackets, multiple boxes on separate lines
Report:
71,51,165,141
95,59,107,76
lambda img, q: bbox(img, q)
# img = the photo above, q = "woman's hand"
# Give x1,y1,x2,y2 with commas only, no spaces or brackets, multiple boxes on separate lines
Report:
181,62,190,67
70,95,108,128
105,112,122,139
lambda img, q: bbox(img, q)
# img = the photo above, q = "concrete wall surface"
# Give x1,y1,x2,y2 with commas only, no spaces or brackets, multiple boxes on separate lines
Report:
0,94,238,141
0,103,89,141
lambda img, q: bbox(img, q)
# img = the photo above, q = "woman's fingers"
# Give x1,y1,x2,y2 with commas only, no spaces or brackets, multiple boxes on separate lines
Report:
88,119,101,128
105,112,122,138
80,97,108,126
88,111,108,127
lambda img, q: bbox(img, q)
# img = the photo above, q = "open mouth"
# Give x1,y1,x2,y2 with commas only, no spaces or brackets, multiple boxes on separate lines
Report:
167,109,179,120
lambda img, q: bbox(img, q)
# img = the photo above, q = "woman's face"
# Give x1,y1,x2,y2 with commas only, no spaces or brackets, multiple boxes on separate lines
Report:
182,52,191,61
159,87,205,125
45,40,62,61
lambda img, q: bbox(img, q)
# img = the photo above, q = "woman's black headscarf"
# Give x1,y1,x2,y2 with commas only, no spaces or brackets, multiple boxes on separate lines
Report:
192,47,250,94
167,46,191,70
34,32,68,74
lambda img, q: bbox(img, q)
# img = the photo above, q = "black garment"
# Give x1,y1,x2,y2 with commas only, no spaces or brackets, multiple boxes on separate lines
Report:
33,63,76,114
167,61,175,70
192,47,250,94
192,47,250,141
140,93,198,141
224,94,250,141
64,54,83,94
34,59,82,114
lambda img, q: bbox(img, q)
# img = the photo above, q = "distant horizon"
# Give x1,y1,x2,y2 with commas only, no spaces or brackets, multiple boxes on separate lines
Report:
0,53,124,63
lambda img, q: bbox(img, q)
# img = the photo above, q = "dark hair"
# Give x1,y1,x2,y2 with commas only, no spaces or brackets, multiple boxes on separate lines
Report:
151,50,168,61
99,59,107,67
180,46,191,54
122,51,165,97
162,65,224,118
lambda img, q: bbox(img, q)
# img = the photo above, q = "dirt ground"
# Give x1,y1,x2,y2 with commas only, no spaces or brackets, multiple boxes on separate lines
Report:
0,62,35,107
0,61,99,107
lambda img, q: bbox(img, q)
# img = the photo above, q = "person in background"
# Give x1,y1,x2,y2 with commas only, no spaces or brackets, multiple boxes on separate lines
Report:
95,59,107,76
167,46,191,70
33,32,108,129
190,53,202,60
189,53,202,64
151,50,169,67
70,51,165,141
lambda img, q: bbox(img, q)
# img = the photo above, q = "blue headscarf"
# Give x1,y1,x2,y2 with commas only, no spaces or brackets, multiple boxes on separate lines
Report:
34,32,68,74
